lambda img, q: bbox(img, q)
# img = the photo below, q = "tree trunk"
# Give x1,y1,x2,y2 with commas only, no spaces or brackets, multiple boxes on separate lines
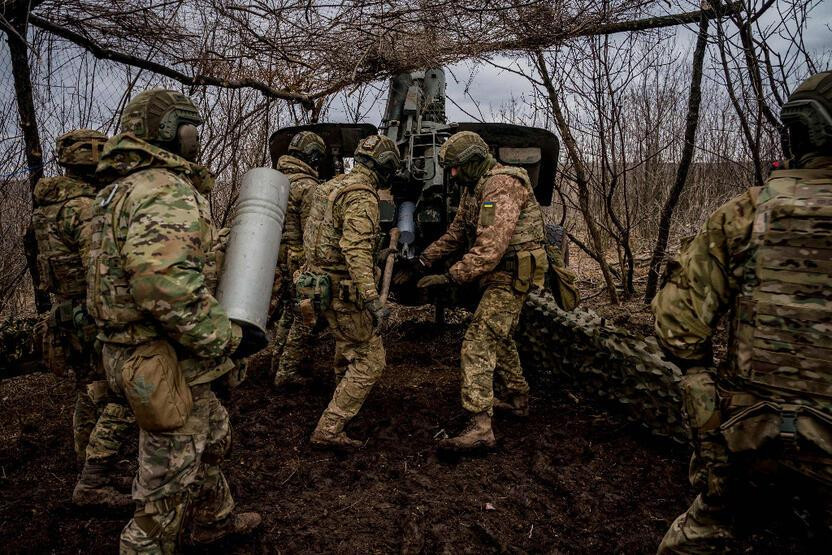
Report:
534,50,619,304
6,13,51,313
644,14,710,303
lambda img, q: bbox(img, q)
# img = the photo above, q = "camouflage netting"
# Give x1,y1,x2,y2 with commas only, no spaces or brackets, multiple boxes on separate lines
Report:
3,292,689,443
518,291,688,443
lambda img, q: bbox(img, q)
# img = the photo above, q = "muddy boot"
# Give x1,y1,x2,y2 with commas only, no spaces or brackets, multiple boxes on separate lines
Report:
493,394,529,418
190,512,263,544
310,412,362,451
72,462,132,508
438,412,496,452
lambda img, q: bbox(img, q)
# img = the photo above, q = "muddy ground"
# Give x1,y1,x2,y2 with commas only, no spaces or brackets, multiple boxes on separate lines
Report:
0,308,818,553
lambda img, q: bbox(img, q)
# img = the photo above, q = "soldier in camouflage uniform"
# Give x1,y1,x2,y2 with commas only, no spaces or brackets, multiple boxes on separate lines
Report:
416,131,548,452
30,129,134,507
87,89,265,553
271,131,326,388
653,72,832,552
302,135,400,449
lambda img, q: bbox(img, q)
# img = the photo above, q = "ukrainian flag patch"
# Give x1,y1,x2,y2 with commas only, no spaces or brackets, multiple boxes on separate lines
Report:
480,201,496,226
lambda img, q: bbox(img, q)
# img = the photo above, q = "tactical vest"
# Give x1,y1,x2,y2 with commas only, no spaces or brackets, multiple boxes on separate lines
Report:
277,155,319,265
464,165,546,253
304,168,378,276
87,169,219,345
32,176,97,299
731,167,832,407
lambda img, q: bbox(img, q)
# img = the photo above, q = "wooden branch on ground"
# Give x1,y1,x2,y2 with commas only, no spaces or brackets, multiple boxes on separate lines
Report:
27,14,313,107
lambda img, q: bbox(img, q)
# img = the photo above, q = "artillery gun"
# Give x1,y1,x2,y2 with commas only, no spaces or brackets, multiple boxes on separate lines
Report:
269,67,561,309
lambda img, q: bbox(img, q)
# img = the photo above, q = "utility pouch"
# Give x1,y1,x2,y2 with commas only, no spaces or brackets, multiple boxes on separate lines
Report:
337,279,364,306
121,339,192,432
545,246,579,311
513,251,532,293
680,370,722,436
531,248,547,290
294,271,332,317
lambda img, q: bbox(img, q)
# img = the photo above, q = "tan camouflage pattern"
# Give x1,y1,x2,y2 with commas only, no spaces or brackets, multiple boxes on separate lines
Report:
653,154,832,553
56,129,107,168
303,163,381,302
85,400,134,464
73,391,99,463
88,133,241,385
32,176,97,298
437,130,490,168
421,164,546,285
270,155,320,381
274,314,315,383
104,348,234,553
461,283,529,415
278,154,320,262
319,298,385,426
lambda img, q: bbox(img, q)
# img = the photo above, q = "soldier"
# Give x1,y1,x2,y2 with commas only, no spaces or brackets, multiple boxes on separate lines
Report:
87,89,266,552
415,131,547,452
653,72,832,552
271,131,326,388
301,134,400,449
31,129,133,506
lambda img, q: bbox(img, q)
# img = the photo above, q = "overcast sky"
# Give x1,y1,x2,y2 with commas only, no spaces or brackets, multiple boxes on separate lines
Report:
328,1,832,127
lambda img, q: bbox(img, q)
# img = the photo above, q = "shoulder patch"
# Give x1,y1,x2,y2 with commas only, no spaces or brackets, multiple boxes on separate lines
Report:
480,201,496,226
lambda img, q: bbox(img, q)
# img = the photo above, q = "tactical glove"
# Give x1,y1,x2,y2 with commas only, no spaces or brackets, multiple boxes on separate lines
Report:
232,324,268,359
367,298,390,329
393,256,431,285
417,273,451,288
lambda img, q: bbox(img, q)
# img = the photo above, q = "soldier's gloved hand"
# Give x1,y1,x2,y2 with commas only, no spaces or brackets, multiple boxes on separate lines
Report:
232,324,268,359
417,273,451,288
394,256,431,285
367,298,390,329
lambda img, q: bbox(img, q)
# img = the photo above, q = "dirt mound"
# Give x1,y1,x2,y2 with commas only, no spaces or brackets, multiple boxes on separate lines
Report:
0,317,815,553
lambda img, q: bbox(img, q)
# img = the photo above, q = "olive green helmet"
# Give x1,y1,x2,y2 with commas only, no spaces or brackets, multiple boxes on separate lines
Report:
56,129,108,169
288,131,326,165
120,88,203,159
781,72,832,153
354,134,401,175
438,131,489,168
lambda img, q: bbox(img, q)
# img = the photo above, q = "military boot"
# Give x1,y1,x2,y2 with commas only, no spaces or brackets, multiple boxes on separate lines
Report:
72,462,132,508
493,393,529,417
310,412,362,450
190,512,263,544
438,412,496,452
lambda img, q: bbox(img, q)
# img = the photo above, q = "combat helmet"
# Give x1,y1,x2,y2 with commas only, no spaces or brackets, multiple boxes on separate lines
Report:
288,131,326,167
438,131,490,168
781,72,832,154
120,89,203,160
56,129,107,170
354,134,401,179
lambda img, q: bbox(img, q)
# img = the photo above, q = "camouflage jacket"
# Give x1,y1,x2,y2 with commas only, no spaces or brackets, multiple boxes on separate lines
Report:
32,175,98,300
653,154,832,379
421,164,546,285
303,163,380,303
278,155,319,259
87,133,241,382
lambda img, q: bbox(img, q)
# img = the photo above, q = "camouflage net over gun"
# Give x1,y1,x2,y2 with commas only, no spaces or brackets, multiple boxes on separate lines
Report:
517,291,688,443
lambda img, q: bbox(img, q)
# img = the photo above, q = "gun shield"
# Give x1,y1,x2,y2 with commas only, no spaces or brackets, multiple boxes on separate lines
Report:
217,168,289,334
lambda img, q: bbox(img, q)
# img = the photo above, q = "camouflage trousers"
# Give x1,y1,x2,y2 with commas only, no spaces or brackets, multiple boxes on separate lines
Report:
658,429,832,553
460,283,530,416
317,298,385,428
271,305,315,383
73,379,133,467
103,345,234,554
